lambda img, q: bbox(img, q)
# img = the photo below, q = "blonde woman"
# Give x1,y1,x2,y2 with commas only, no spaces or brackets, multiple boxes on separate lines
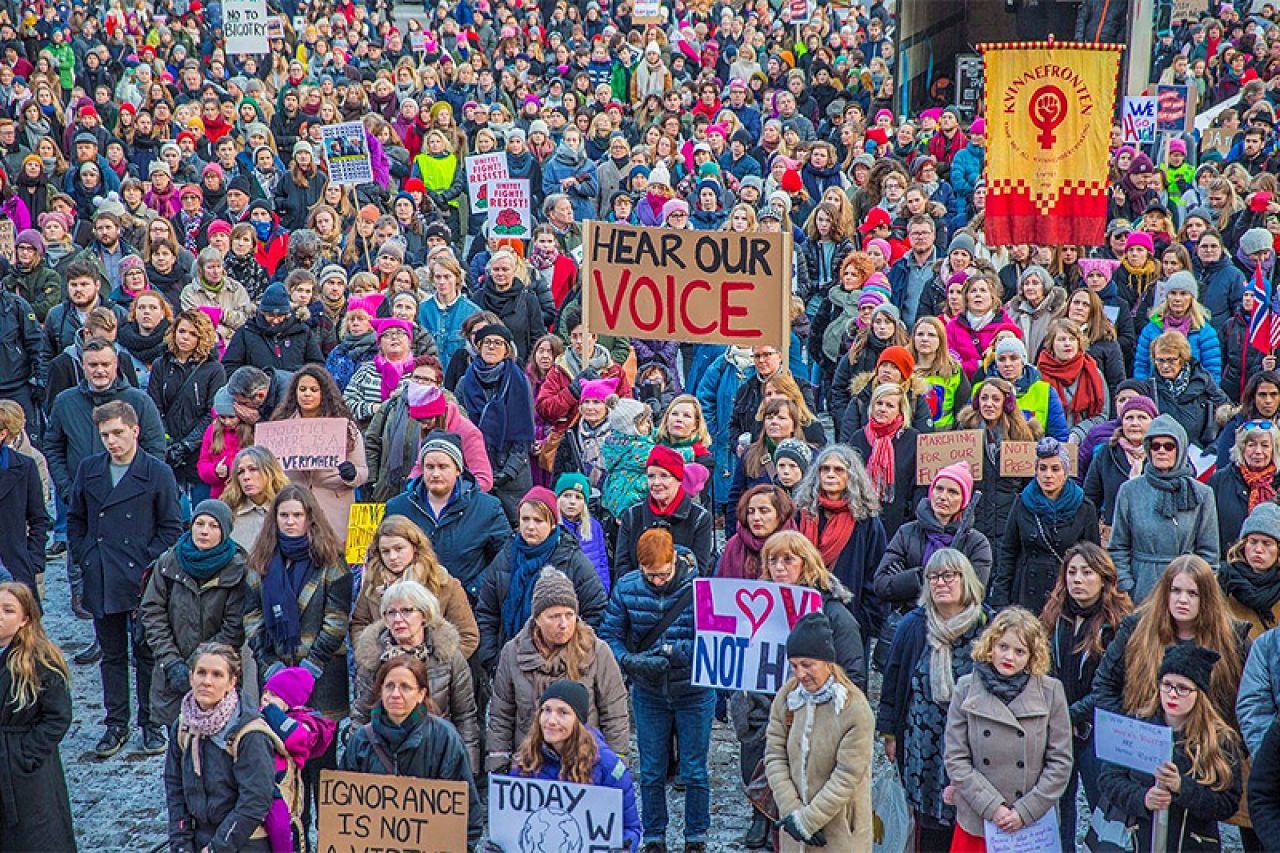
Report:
348,515,478,656
910,316,971,429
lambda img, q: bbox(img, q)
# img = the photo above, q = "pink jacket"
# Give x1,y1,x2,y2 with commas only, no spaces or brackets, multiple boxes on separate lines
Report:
945,310,1023,377
409,402,494,491
260,704,337,776
196,421,241,498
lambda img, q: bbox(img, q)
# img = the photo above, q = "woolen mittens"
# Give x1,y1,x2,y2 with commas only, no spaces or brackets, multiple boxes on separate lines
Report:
337,461,358,482
165,660,191,693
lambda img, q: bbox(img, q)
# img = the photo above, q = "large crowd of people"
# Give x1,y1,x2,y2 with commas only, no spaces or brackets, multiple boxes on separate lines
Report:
7,0,1280,850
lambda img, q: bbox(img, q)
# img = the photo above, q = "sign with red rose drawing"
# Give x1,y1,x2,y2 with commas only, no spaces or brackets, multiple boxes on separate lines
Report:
486,179,531,239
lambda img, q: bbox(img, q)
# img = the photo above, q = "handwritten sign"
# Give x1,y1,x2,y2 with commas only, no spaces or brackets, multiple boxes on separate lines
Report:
345,503,386,564
318,769,469,853
692,578,822,693
487,179,532,239
1171,0,1209,22
265,16,284,40
1157,85,1191,133
984,809,1061,853
916,430,983,485
320,121,373,186
1095,708,1173,775
1200,127,1233,158
488,776,622,852
999,441,1078,477
223,0,269,53
1123,96,1158,144
254,418,348,470
0,219,13,264
464,153,508,213
582,221,791,348
633,0,663,24
788,0,811,24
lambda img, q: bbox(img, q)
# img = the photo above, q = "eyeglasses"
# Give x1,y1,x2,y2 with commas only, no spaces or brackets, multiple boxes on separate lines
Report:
1153,356,1182,366
752,351,779,360
1159,681,1195,699
479,338,507,349
1149,440,1178,452
384,608,420,622
926,570,961,585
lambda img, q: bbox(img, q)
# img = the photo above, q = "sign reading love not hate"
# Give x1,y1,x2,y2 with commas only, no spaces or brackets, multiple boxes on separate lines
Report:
254,418,349,471
581,221,791,348
692,578,822,694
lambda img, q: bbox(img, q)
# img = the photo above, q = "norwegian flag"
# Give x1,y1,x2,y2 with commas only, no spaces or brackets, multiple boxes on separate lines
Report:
1248,262,1280,355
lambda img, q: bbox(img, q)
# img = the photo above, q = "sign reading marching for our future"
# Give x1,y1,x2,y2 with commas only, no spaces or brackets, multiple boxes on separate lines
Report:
488,775,623,852
223,0,269,53
581,222,791,348
692,578,822,694
320,122,373,186
317,769,469,853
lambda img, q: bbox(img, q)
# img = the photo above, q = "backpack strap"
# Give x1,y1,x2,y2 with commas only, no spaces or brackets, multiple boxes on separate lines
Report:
361,723,397,774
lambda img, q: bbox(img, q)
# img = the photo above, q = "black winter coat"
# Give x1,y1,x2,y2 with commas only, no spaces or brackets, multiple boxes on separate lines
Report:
1083,439,1135,526
968,437,1030,556
820,579,868,691
1145,366,1229,450
474,533,608,672
473,281,546,367
163,700,275,853
44,379,168,497
1222,307,1266,405
1248,717,1280,848
0,655,75,853
1206,464,1280,557
850,428,924,539
139,547,249,725
1048,612,1119,730
340,711,482,844
221,314,324,376
147,353,226,479
873,498,992,606
0,290,45,397
0,451,50,593
1075,0,1127,41
992,492,1100,612
273,169,327,231
614,491,714,577
68,450,184,619
837,381,933,442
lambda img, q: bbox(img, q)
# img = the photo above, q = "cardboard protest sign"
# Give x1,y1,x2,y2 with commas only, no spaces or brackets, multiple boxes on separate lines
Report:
1123,97,1158,144
223,0,269,53
1094,708,1173,775
487,179,532,240
1157,85,1192,132
409,32,428,52
254,418,348,470
318,770,469,853
489,775,622,852
999,441,1078,477
320,122,373,186
345,503,386,565
464,153,508,213
581,221,791,348
0,219,13,264
692,578,822,693
984,810,1061,853
633,0,663,24
1171,0,1210,22
265,16,284,40
1200,127,1233,157
916,430,983,485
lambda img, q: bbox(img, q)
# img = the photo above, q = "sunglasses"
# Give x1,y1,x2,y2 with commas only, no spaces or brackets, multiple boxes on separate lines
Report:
1244,420,1276,431
1149,440,1178,452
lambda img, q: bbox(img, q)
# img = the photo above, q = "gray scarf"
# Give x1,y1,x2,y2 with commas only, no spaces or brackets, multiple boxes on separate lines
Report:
926,602,983,704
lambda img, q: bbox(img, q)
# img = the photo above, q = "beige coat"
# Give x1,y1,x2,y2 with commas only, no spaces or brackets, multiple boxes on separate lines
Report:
944,672,1074,836
348,572,479,659
284,417,368,540
180,277,254,343
764,678,875,852
486,621,629,773
353,618,480,772
229,501,269,551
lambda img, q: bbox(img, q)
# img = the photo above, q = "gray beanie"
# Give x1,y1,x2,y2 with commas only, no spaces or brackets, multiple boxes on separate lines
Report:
1019,264,1053,291
870,302,902,325
995,336,1028,361
1241,227,1274,257
1241,502,1280,542
1165,270,1199,299
774,438,813,474
608,397,651,434
193,499,234,539
531,567,579,619
212,386,236,417
418,430,465,471
947,232,976,257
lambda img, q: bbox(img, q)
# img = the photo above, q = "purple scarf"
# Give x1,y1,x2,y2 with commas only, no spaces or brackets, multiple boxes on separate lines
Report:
374,354,414,401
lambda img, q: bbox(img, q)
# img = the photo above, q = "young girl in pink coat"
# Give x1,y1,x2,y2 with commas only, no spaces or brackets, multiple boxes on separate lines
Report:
196,388,251,498
258,667,337,852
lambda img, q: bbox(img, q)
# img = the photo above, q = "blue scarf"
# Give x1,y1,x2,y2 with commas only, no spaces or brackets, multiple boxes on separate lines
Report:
370,703,427,759
259,533,315,657
1020,478,1085,525
501,528,561,641
175,531,237,582
458,357,535,454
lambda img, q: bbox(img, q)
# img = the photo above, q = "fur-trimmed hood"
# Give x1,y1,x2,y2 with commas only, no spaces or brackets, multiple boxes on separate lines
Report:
354,616,461,673
850,369,931,400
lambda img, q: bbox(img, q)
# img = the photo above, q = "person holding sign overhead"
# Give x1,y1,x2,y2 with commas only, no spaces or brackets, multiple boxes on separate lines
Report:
340,655,483,847
509,680,642,851
764,611,875,852
943,607,1073,851
991,437,1100,613
1097,644,1243,852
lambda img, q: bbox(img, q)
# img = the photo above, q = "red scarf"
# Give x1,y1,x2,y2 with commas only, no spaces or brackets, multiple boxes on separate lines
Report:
649,487,686,517
1241,464,1277,512
799,495,857,566
863,414,904,502
1036,350,1105,419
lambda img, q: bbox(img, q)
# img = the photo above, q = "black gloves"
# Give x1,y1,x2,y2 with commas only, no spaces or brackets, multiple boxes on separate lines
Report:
165,660,191,693
779,813,824,846
624,654,669,683
337,461,358,482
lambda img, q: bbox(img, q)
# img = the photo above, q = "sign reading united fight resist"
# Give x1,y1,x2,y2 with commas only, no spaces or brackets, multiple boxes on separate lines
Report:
980,41,1122,246
581,222,791,348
